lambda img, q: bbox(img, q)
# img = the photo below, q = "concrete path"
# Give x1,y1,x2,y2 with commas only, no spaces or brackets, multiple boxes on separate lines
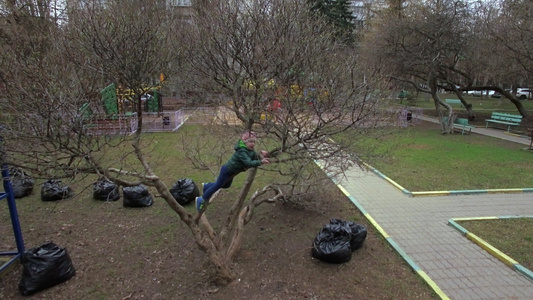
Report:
418,115,532,146
332,116,533,300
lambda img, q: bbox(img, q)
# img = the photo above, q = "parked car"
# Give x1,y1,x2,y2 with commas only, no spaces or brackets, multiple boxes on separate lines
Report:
470,90,494,97
515,88,532,100
491,89,511,98
470,90,482,96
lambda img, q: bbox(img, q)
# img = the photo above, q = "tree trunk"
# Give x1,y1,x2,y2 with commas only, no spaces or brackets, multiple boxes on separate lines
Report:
509,97,528,117
220,168,257,253
429,77,453,134
151,177,236,286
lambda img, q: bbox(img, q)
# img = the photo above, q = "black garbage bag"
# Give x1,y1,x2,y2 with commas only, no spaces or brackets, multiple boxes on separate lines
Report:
9,167,34,198
93,177,120,201
41,179,74,201
170,178,200,205
18,242,76,296
311,223,353,264
330,218,367,251
123,185,153,207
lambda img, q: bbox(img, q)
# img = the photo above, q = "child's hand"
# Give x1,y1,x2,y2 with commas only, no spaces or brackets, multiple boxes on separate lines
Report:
261,150,269,157
261,158,270,164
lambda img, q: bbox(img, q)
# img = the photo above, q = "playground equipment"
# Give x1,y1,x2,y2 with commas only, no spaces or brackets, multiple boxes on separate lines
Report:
100,83,119,115
0,129,25,275
99,83,163,115
78,84,185,135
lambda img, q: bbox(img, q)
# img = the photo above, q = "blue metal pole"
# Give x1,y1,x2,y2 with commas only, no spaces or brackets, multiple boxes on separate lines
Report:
0,127,25,273
2,164,25,254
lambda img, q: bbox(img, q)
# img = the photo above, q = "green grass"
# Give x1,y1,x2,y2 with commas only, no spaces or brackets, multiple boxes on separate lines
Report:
458,218,533,272
342,122,533,191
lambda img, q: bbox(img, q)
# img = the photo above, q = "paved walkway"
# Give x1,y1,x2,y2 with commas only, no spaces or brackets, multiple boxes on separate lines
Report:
333,116,533,300
418,115,532,146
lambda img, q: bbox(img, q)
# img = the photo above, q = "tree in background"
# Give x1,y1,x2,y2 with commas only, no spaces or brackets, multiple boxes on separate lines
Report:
1,0,178,179
492,0,533,79
307,0,356,44
447,0,529,116
361,0,474,133
486,0,533,90
361,0,531,132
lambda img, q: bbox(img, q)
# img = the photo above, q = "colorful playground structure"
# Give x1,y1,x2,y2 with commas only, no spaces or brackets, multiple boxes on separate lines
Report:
79,84,185,135
100,83,162,115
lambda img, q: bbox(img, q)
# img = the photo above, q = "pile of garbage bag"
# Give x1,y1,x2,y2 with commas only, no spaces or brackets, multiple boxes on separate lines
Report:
41,179,74,201
311,218,367,264
9,167,34,198
18,242,76,295
93,177,120,202
123,185,153,207
170,178,200,205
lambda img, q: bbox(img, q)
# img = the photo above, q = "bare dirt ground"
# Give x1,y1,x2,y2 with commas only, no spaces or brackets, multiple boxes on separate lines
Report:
0,173,437,300
1,110,438,299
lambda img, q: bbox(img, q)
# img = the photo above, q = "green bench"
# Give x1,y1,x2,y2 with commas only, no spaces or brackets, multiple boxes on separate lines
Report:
453,118,474,134
485,112,522,132
443,116,475,134
445,99,464,107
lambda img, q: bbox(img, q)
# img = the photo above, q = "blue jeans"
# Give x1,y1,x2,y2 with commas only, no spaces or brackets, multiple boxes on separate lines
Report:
202,165,237,201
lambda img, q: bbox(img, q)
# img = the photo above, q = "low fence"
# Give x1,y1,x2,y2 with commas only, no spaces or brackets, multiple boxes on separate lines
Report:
87,110,185,135
138,110,185,133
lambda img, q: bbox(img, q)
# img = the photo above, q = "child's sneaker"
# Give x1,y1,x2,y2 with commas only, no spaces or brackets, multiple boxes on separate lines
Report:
196,196,206,212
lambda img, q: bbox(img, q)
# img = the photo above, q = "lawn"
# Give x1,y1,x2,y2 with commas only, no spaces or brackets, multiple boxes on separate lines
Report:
397,92,533,112
458,218,533,272
342,121,533,191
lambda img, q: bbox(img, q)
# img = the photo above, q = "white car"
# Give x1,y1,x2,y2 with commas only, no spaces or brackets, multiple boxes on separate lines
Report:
470,90,495,97
515,88,532,100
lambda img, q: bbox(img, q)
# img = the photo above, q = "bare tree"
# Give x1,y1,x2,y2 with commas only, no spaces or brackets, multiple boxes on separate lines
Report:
179,0,396,187
450,0,530,116
173,0,396,282
481,0,533,114
362,0,485,133
487,0,533,81
361,0,533,134
0,0,396,286
0,0,179,179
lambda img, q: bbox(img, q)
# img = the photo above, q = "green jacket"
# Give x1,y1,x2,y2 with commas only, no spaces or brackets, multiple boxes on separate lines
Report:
224,140,262,174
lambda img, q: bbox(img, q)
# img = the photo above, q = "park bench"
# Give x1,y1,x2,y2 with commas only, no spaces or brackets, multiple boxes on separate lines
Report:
485,112,522,132
443,116,474,134
453,118,474,134
445,99,464,107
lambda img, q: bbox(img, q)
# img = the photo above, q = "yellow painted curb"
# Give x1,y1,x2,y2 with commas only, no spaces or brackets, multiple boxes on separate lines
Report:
487,188,524,194
466,232,518,267
417,270,451,300
336,184,350,197
388,180,405,191
452,217,498,222
411,191,450,196
365,213,390,239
